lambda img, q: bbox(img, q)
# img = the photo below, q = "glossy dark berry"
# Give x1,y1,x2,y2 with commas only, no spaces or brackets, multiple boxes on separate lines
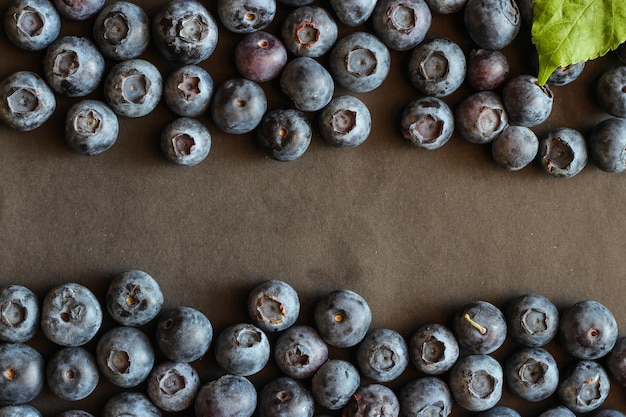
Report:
256,108,312,161
194,374,257,417
281,6,338,58
161,117,212,166
409,323,459,375
597,66,626,118
538,127,588,178
318,95,372,148
328,0,376,26
247,280,300,332
52,0,104,20
0,285,39,343
217,0,276,34
467,49,509,90
0,342,44,405
273,325,328,379
408,37,466,97
313,288,372,348
163,65,214,117
46,346,99,401
280,57,334,112
4,0,61,51
214,323,270,376
559,300,618,360
147,361,200,412
547,62,585,86
424,0,467,14
455,91,508,144
502,75,553,127
93,1,150,61
311,359,360,410
156,306,213,363
65,100,119,155
464,0,520,50
211,78,267,135
400,97,454,150
235,31,287,83
606,336,626,387
106,269,164,327
505,293,559,347
491,125,539,171
453,300,507,354
0,71,56,131
372,0,432,51
588,117,626,173
557,360,610,413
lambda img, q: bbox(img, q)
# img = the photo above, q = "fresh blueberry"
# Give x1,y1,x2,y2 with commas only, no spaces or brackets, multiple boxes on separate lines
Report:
256,108,312,161
547,62,585,86
502,74,553,127
318,95,372,148
93,1,150,61
156,306,213,363
593,410,626,417
329,32,391,93
597,66,626,118
211,78,267,135
448,354,503,412
235,31,287,83
455,91,509,144
476,406,521,417
194,374,257,417
407,37,466,97
52,0,104,20
217,0,276,34
464,0,520,50
313,288,372,348
328,0,376,27
559,299,618,360
104,59,163,118
65,100,119,155
0,71,56,131
279,0,314,6
557,360,610,413
147,361,200,412
281,6,338,58
280,57,334,112
96,326,155,388
106,269,164,327
424,0,467,14
56,411,94,417
398,377,452,417
164,65,213,117
467,49,510,91
4,0,61,51
46,346,99,401
214,322,270,376
589,117,626,173
343,384,399,417
0,405,42,417
102,392,161,417
538,127,588,178
505,293,559,347
311,359,360,410
273,324,328,379
247,280,300,332
400,97,454,150
372,0,432,51
0,342,44,405
491,125,539,170
606,336,626,387
409,323,459,375
41,282,102,346
504,347,559,402
152,0,219,65
258,376,315,417
453,300,507,354
537,406,577,417
161,117,212,166
356,328,409,382
0,285,39,343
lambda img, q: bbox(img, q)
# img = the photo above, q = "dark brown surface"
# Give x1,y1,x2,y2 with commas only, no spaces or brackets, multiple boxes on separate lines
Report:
1,1,626,416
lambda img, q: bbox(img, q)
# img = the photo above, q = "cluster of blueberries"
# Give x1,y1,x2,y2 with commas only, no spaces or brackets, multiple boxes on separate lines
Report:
2,0,626,173
2,273,626,417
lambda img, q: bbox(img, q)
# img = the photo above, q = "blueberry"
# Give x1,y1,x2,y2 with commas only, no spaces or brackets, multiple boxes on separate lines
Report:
0,342,44,405
0,285,39,343
328,0,376,27
247,280,300,332
537,406,577,417
41,282,102,346
96,326,155,388
502,74,553,127
0,71,56,131
467,49,510,91
147,361,200,412
464,0,520,50
356,328,409,382
161,117,212,166
152,0,219,65
313,288,372,348
538,127,588,178
0,405,42,417
424,0,467,14
505,293,559,347
280,57,334,112
318,95,372,148
606,336,626,387
329,32,391,93
164,65,214,117
4,0,61,51
547,62,585,86
102,392,161,417
311,359,360,410
217,0,276,34
593,410,626,417
235,31,288,83
279,0,314,6
400,97,454,150
214,322,270,376
46,346,99,401
372,0,432,51
156,306,213,363
194,374,257,417
273,324,328,379
476,406,521,417
281,6,338,58
93,1,150,61
557,360,610,413
398,377,452,417
258,376,315,417
210,78,267,134
52,0,104,20
597,66,626,118
104,59,163,118
504,347,558,402
455,91,509,144
616,43,626,64
409,323,459,375
65,100,119,155
256,108,312,161
56,411,94,417
559,300,618,360
448,354,503,412
453,300,507,355
491,125,539,170
589,117,626,173
106,269,164,327
407,37,466,97
343,384,399,417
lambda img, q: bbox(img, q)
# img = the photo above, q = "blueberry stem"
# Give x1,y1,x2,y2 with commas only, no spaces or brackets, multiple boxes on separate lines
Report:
463,313,487,335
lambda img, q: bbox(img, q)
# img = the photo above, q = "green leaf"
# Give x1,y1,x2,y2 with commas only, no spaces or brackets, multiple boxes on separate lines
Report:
531,0,626,85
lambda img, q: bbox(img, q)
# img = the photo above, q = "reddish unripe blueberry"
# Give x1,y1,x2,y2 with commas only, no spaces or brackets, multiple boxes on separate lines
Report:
235,31,287,83
467,49,509,90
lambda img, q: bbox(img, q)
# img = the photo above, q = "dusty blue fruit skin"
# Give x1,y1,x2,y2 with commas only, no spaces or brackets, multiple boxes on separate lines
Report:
343,384,399,417
281,6,338,58
597,66,626,118
161,117,212,167
504,347,558,402
477,406,521,417
93,1,150,61
258,377,315,417
4,0,61,51
0,71,56,131
547,62,585,86
329,32,391,93
247,280,300,332
538,127,587,178
217,0,276,34
318,95,371,148
357,328,409,382
0,285,39,343
425,0,467,14
65,100,119,156
0,405,42,417
104,59,163,118
449,354,503,412
329,0,376,26
152,0,219,65
56,411,94,417
147,361,200,412
313,289,372,348
164,65,213,117
194,374,257,417
214,323,270,376
399,377,452,417
607,336,626,387
372,0,432,51
537,406,576,417
589,117,626,173
280,57,334,112
453,300,507,355
235,31,287,83
106,269,164,327
559,300,618,360
52,0,104,20
401,97,454,150
409,323,459,375
455,91,508,144
211,78,267,134
311,359,360,410
96,326,155,388
0,342,44,405
557,360,610,413
505,293,559,347
257,108,312,162
46,346,99,401
273,325,328,379
41,282,102,347
156,306,213,362
464,0,520,50
491,125,538,171
502,75,553,127
103,392,161,417
408,37,466,97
